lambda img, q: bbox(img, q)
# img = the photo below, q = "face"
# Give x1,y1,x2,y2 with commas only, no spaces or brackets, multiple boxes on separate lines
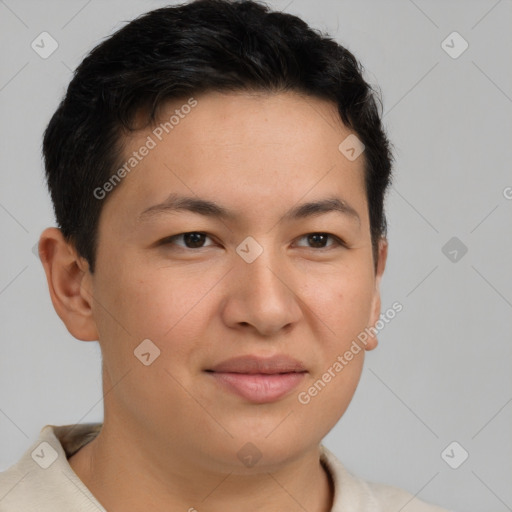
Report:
60,91,386,473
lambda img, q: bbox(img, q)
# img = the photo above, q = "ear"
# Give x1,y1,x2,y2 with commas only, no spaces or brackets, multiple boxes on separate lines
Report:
38,227,99,341
365,237,388,351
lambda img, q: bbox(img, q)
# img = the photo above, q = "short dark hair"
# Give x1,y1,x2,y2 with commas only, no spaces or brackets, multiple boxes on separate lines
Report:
43,0,393,273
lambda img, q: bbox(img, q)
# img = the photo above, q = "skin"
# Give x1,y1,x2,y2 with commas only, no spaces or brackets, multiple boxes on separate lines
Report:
39,90,387,512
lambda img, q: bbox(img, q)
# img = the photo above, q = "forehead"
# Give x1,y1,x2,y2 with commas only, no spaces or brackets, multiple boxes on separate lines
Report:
99,91,368,231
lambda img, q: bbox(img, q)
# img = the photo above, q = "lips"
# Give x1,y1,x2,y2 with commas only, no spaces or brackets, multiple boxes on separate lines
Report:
205,355,307,403
207,354,307,374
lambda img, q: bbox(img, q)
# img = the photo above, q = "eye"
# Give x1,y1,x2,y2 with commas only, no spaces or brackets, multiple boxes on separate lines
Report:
295,232,345,250
159,231,345,251
161,232,215,249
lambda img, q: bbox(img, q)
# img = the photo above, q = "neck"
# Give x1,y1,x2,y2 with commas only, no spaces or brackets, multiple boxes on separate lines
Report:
68,419,334,512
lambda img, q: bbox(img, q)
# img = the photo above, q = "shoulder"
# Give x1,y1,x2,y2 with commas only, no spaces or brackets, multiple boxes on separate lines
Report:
365,480,452,512
0,423,104,512
319,444,454,512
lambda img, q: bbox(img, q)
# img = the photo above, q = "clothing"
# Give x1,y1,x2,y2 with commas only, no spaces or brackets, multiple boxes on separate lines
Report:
0,423,451,511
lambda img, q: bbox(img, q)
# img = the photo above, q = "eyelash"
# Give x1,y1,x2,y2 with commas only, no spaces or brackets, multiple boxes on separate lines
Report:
160,232,347,251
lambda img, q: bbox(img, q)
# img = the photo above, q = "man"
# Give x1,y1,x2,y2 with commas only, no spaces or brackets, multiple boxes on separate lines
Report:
0,1,451,510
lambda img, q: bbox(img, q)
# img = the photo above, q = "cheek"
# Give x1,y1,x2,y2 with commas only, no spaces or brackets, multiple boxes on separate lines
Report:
298,262,376,348
293,263,374,434
92,261,213,419
101,258,219,341
294,344,365,443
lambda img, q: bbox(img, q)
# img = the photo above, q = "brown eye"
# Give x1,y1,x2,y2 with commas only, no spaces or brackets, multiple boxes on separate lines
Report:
163,232,214,249
295,233,344,249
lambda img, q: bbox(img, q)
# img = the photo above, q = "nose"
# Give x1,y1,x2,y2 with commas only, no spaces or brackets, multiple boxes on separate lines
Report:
220,242,303,337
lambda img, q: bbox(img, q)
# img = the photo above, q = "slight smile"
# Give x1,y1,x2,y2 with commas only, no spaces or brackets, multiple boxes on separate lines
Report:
205,354,308,404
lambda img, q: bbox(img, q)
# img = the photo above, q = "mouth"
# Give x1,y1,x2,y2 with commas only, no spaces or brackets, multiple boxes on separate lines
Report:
204,354,307,403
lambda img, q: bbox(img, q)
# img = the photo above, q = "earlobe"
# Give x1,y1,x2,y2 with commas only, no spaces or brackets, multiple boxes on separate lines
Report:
38,227,99,341
365,237,389,351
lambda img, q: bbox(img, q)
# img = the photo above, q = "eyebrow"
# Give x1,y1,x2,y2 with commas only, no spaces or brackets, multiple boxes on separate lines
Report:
137,193,361,225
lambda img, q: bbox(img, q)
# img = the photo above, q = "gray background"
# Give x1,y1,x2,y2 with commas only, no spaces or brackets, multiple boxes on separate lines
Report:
1,1,511,510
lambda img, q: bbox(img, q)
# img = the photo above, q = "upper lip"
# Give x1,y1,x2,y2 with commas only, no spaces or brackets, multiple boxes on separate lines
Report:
207,355,307,374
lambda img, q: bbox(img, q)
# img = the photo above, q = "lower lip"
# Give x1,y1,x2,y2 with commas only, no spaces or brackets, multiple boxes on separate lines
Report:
207,372,306,403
